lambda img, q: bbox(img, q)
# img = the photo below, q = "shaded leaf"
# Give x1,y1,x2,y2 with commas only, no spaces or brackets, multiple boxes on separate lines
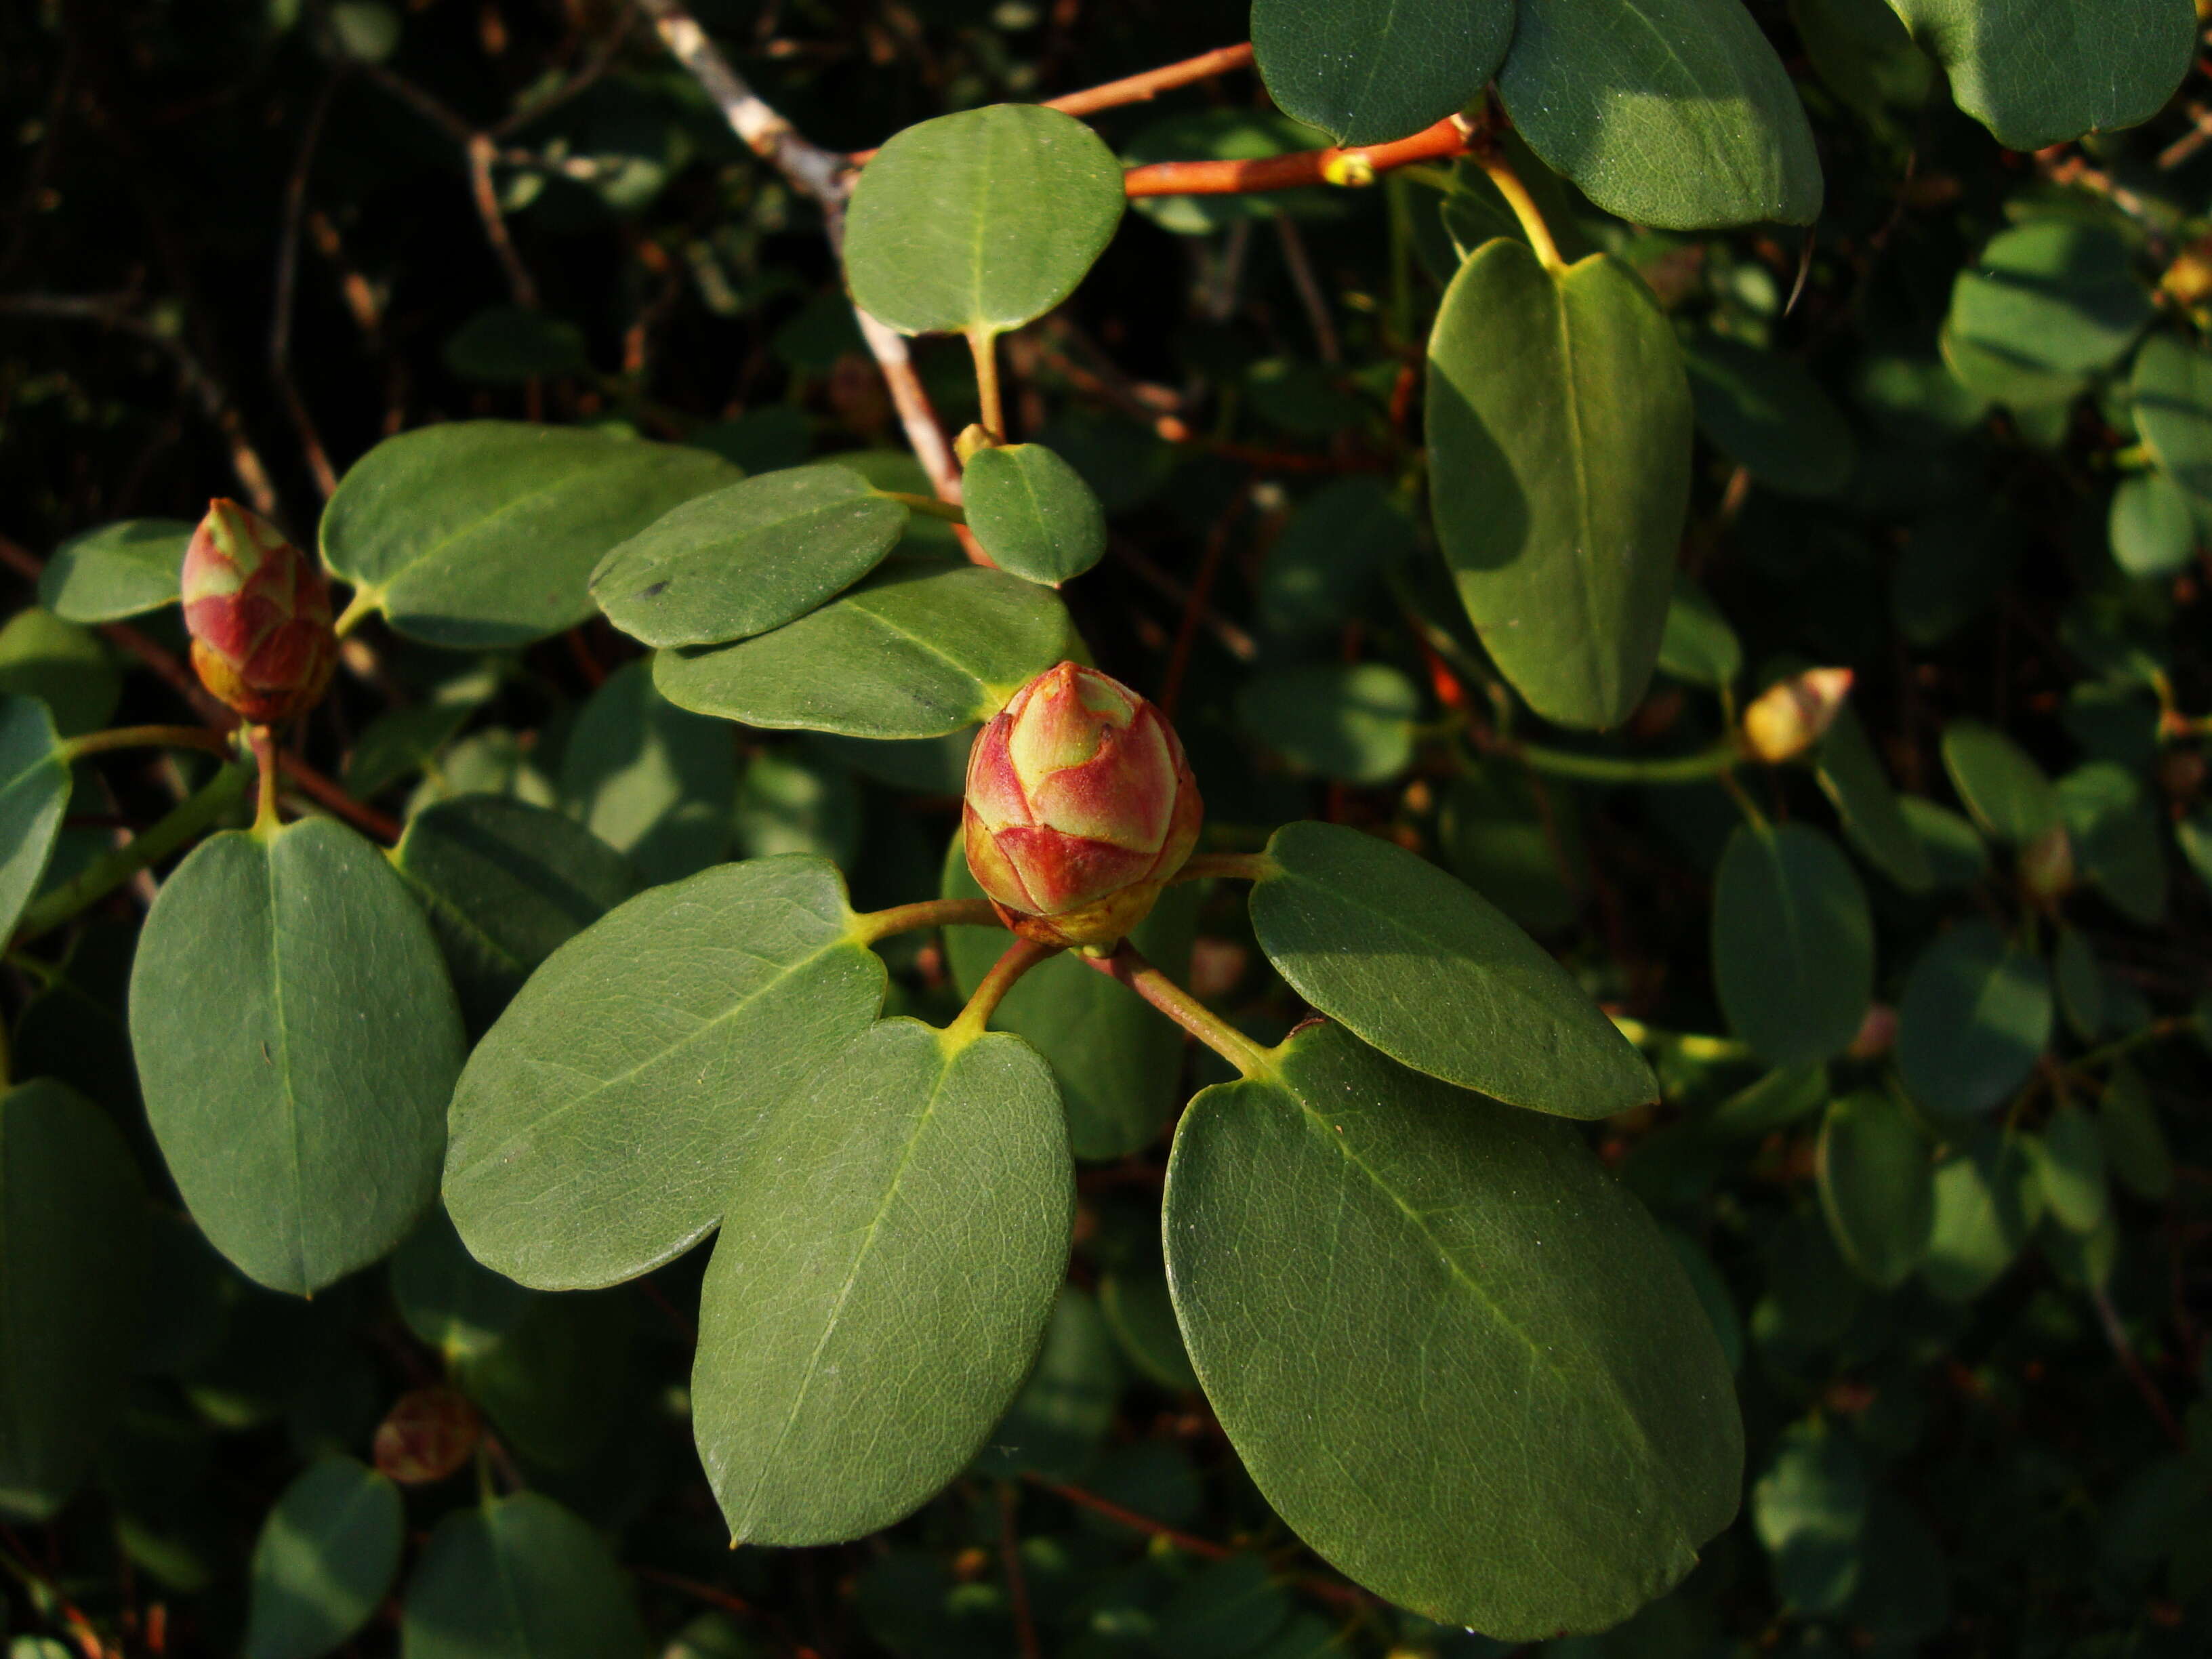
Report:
1815,703,1933,891
39,519,192,622
1235,663,1420,785
0,697,70,945
401,1494,648,1659
1712,823,1875,1067
1816,1092,1934,1288
243,1456,403,1659
1940,717,2059,844
1896,918,2051,1119
1252,0,1513,147
558,660,734,886
1683,334,1858,497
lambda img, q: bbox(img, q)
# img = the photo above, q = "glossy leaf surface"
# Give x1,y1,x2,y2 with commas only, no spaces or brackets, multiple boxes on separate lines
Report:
1428,241,1689,728
1712,823,1874,1067
843,105,1124,336
1883,0,2194,149
1167,1023,1740,1636
321,422,738,647
693,1020,1071,1544
960,443,1107,587
130,819,464,1296
1496,0,1822,228
444,857,884,1289
590,465,907,648
1250,821,1655,1118
1252,0,1513,147
243,1456,403,1659
654,563,1071,739
0,1080,146,1520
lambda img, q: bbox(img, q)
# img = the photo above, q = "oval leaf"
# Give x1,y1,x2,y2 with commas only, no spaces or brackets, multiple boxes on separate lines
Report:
1943,220,2148,400
444,857,885,1289
321,422,739,648
1884,0,2195,150
1235,663,1422,785
1940,717,2059,844
0,696,70,943
401,1494,649,1659
1497,0,1823,228
653,562,1073,739
843,104,1125,336
0,1080,146,1520
558,659,735,887
39,518,193,622
1896,918,2052,1119
961,443,1107,586
1167,1023,1740,1637
1816,1092,1934,1289
1428,240,1690,729
693,1019,1071,1544
2109,471,2198,579
1249,821,1656,1118
590,465,909,648
243,1456,404,1659
130,818,465,1296
1712,823,1875,1068
1922,1129,2040,1300
2133,333,2212,502
1252,0,1514,147
1683,334,1858,498
1814,704,1934,893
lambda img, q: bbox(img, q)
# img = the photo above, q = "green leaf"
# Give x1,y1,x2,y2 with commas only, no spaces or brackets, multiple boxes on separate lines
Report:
1166,1023,1740,1636
38,519,193,621
1815,704,1933,892
1258,479,1414,638
1658,579,1743,689
442,306,589,384
2054,923,2106,1040
558,660,734,886
1154,1553,1290,1659
1251,821,1654,1118
455,1292,630,1471
0,697,70,945
0,609,120,739
1751,1420,1867,1614
2109,471,2198,579
401,1494,649,1659
1940,717,2059,844
395,794,639,1034
1792,0,1936,124
1683,335,1858,498
344,701,477,802
2034,1104,2109,1233
692,1019,1070,1544
1705,1062,1829,1140
1122,109,1336,234
1883,0,2195,149
975,1285,1122,1480
388,1206,532,1363
1921,1129,2040,1300
942,835,1196,1161
735,747,862,865
1942,221,2149,405
589,465,909,649
1496,0,1823,229
2133,333,2212,504
1099,1272,1200,1392
1816,1092,1934,1289
0,1080,146,1521
321,422,739,648
842,105,1125,336
2100,1063,2172,1202
1899,795,1989,888
960,445,1107,587
1428,241,1689,729
1251,0,1513,147
1235,663,1421,785
129,818,464,1296
1712,823,1875,1067
242,1456,403,1659
1896,918,2051,1119
654,562,1072,739
2058,762,2168,926
444,857,884,1289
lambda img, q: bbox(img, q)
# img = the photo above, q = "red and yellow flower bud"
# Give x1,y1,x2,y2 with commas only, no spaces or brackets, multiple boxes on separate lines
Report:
1740,668,1854,765
181,499,337,723
964,661,1202,950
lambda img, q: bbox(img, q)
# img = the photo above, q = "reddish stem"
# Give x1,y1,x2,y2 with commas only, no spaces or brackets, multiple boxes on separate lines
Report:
1124,116,1471,199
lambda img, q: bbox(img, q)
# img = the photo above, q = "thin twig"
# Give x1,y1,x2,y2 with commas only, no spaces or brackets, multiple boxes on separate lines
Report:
1041,41,1254,119
2091,1285,2186,1448
1271,216,1338,363
1000,1484,1041,1659
1159,485,1247,719
1124,115,1471,198
272,73,345,497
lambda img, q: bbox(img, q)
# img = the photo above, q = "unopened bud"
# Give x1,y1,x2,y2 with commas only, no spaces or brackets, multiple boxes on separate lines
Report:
182,499,337,722
1740,668,1853,764
964,661,1202,950
1846,1003,1898,1062
2018,823,2076,903
372,1386,480,1485
2166,238,2212,310
954,423,999,464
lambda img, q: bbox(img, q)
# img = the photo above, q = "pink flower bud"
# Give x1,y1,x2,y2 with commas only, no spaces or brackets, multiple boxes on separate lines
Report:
182,499,337,723
1740,668,1854,764
964,662,1202,950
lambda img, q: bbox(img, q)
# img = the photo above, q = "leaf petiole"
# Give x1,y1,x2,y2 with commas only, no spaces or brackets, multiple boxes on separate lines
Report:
853,896,1005,944
1471,145,1565,273
945,936,1063,1044
62,724,239,765
1172,853,1277,885
874,490,968,524
1082,942,1275,1081
1502,737,1742,787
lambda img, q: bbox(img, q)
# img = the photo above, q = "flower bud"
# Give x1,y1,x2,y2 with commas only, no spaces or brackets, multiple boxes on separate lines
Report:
2018,822,2076,904
372,1386,480,1485
182,499,337,723
964,661,1202,950
1740,668,1854,764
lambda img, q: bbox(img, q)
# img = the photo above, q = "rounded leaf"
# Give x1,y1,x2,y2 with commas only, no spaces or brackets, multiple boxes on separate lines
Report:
843,105,1125,336
39,518,193,622
0,696,70,945
961,444,1107,586
1252,0,1513,147
1896,918,2051,1119
243,1456,404,1659
1712,823,1875,1068
2109,472,2198,579
129,819,466,1296
1250,821,1656,1118
401,1494,649,1659
1816,1092,1934,1289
